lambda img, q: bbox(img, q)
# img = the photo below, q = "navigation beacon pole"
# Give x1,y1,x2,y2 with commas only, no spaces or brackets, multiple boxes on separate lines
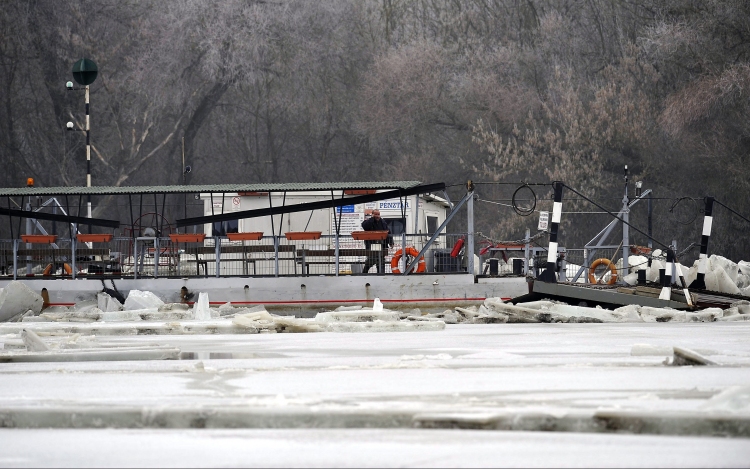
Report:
85,84,91,218
66,58,98,224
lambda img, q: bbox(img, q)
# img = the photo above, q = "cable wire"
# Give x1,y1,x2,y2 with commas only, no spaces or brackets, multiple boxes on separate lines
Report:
562,183,672,251
715,199,750,225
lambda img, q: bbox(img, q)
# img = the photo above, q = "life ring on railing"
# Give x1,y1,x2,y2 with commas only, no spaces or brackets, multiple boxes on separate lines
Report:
450,237,465,258
391,247,426,274
588,258,617,285
43,263,72,276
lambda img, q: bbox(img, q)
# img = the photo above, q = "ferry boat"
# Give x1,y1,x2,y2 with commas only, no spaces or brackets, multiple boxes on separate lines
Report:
0,181,527,313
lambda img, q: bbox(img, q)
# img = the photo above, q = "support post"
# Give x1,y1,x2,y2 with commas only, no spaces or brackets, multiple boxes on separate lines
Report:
25,200,31,276
622,166,630,276
85,85,92,221
690,196,714,289
413,194,419,234
71,224,77,279
403,187,474,275
466,181,475,275
13,239,18,280
659,249,675,300
524,228,530,275
571,189,652,283
538,182,563,282
335,230,340,277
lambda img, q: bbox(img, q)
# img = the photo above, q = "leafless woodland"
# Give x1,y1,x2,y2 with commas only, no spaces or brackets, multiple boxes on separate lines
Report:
1,1,749,260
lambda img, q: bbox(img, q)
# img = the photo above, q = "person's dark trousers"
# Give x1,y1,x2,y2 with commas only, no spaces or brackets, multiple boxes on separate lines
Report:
363,245,384,273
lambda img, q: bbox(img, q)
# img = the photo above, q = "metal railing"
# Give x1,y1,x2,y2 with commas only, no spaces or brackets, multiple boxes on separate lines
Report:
0,233,644,284
0,233,470,279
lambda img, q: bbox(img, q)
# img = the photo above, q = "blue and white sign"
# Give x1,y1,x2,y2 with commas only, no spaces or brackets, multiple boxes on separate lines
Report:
336,205,355,213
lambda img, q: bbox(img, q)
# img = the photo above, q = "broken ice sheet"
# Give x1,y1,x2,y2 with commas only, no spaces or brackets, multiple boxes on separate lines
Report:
0,281,43,322
123,290,164,311
315,310,400,323
21,328,49,352
193,292,211,320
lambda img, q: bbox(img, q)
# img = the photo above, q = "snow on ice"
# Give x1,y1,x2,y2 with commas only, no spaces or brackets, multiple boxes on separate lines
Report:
0,256,749,466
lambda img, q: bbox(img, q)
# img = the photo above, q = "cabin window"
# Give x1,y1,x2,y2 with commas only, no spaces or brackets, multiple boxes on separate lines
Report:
426,216,438,235
383,217,406,235
212,220,238,236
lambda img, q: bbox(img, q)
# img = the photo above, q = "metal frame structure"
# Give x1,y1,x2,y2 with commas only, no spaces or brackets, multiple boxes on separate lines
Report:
0,181,492,280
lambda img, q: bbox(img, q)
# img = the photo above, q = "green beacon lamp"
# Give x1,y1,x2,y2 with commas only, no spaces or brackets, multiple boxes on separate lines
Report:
72,58,98,86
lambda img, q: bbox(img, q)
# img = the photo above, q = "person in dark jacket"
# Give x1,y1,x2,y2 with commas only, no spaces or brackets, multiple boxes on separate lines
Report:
361,209,393,273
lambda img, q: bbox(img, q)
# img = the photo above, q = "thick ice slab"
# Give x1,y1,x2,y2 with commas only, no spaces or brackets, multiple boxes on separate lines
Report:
0,281,43,322
123,290,164,311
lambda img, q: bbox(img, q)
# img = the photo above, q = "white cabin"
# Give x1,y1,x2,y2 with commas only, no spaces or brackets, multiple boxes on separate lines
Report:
199,190,450,239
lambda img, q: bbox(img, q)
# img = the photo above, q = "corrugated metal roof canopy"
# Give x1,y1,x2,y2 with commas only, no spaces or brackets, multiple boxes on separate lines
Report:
0,181,423,197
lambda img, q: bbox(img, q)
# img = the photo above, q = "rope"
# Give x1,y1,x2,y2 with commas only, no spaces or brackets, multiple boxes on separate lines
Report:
677,242,697,258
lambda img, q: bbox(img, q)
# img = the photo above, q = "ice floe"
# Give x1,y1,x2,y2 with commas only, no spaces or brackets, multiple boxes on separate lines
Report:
416,297,750,324
0,281,43,322
123,289,164,311
615,253,750,296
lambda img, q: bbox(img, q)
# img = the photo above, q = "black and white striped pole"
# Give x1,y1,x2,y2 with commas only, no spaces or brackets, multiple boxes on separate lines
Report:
689,196,714,290
539,181,563,283
66,58,98,220
85,85,90,215
658,248,675,301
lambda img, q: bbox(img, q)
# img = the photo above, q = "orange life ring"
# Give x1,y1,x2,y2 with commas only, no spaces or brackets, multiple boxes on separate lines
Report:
391,247,426,274
588,258,618,285
43,263,73,276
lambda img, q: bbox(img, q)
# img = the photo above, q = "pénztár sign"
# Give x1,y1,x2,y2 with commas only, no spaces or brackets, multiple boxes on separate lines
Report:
377,199,410,210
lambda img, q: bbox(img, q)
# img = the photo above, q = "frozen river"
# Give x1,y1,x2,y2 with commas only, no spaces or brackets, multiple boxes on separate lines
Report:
1,323,749,467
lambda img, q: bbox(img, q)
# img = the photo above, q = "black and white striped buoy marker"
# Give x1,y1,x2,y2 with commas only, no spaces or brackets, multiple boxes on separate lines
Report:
658,249,675,300
539,181,563,283
689,196,714,290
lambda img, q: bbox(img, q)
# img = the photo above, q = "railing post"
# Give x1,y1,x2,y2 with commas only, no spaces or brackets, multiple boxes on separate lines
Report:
335,232,340,277
401,232,407,273
71,224,77,280
154,237,160,279
215,236,221,278
134,239,139,280
274,235,279,277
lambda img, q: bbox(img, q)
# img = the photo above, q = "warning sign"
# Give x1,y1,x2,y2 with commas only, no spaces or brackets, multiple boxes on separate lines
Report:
332,212,365,236
538,211,549,231
330,212,365,249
